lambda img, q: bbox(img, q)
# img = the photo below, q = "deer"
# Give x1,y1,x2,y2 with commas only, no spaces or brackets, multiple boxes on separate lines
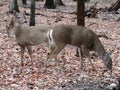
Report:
6,11,51,66
47,24,112,73
7,12,112,73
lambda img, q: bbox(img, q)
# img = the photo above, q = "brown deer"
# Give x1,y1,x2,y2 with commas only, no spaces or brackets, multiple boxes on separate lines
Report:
6,12,51,66
47,24,112,72
7,12,112,73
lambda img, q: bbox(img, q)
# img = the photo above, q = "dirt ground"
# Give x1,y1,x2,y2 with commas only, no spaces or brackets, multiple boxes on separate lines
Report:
0,0,120,90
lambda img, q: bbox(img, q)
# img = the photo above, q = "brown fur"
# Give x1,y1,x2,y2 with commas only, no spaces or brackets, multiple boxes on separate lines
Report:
48,24,112,72
7,12,112,72
7,12,51,66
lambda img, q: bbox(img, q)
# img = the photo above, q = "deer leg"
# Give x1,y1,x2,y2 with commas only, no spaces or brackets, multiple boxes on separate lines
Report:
20,46,25,67
47,44,66,73
78,48,83,69
43,44,56,71
54,44,66,73
48,43,66,62
43,45,57,72
81,45,94,70
75,48,84,57
26,46,33,65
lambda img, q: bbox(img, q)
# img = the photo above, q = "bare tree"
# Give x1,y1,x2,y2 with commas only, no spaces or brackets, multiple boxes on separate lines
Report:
77,0,85,26
44,0,65,9
36,0,43,1
73,0,89,2
9,0,14,12
22,0,27,5
76,0,85,57
13,0,20,12
29,0,35,26
44,0,55,9
55,0,65,6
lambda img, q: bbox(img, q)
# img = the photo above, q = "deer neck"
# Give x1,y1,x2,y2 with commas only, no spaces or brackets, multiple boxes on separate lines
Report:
99,48,106,59
94,37,106,59
14,23,23,37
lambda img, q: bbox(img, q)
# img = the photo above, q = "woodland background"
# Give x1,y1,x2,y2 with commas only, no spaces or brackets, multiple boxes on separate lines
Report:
0,0,120,90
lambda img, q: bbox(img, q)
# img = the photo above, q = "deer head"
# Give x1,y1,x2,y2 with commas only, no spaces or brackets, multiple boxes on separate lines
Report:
6,11,27,37
102,51,112,72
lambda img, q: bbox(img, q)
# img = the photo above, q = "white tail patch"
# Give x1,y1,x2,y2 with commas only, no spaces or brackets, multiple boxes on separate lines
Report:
47,29,55,46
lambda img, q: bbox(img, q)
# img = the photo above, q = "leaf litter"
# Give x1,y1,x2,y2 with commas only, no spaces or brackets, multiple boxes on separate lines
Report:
0,0,120,90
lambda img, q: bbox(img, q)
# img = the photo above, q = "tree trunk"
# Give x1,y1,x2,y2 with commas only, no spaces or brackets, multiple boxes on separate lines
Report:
55,0,65,6
36,0,43,1
14,0,20,12
77,0,85,26
76,0,85,57
29,0,35,26
108,0,120,12
73,0,89,2
22,0,27,5
9,0,14,12
44,0,55,9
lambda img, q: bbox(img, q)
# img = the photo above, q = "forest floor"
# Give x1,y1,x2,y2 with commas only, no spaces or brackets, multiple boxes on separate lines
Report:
0,0,120,90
